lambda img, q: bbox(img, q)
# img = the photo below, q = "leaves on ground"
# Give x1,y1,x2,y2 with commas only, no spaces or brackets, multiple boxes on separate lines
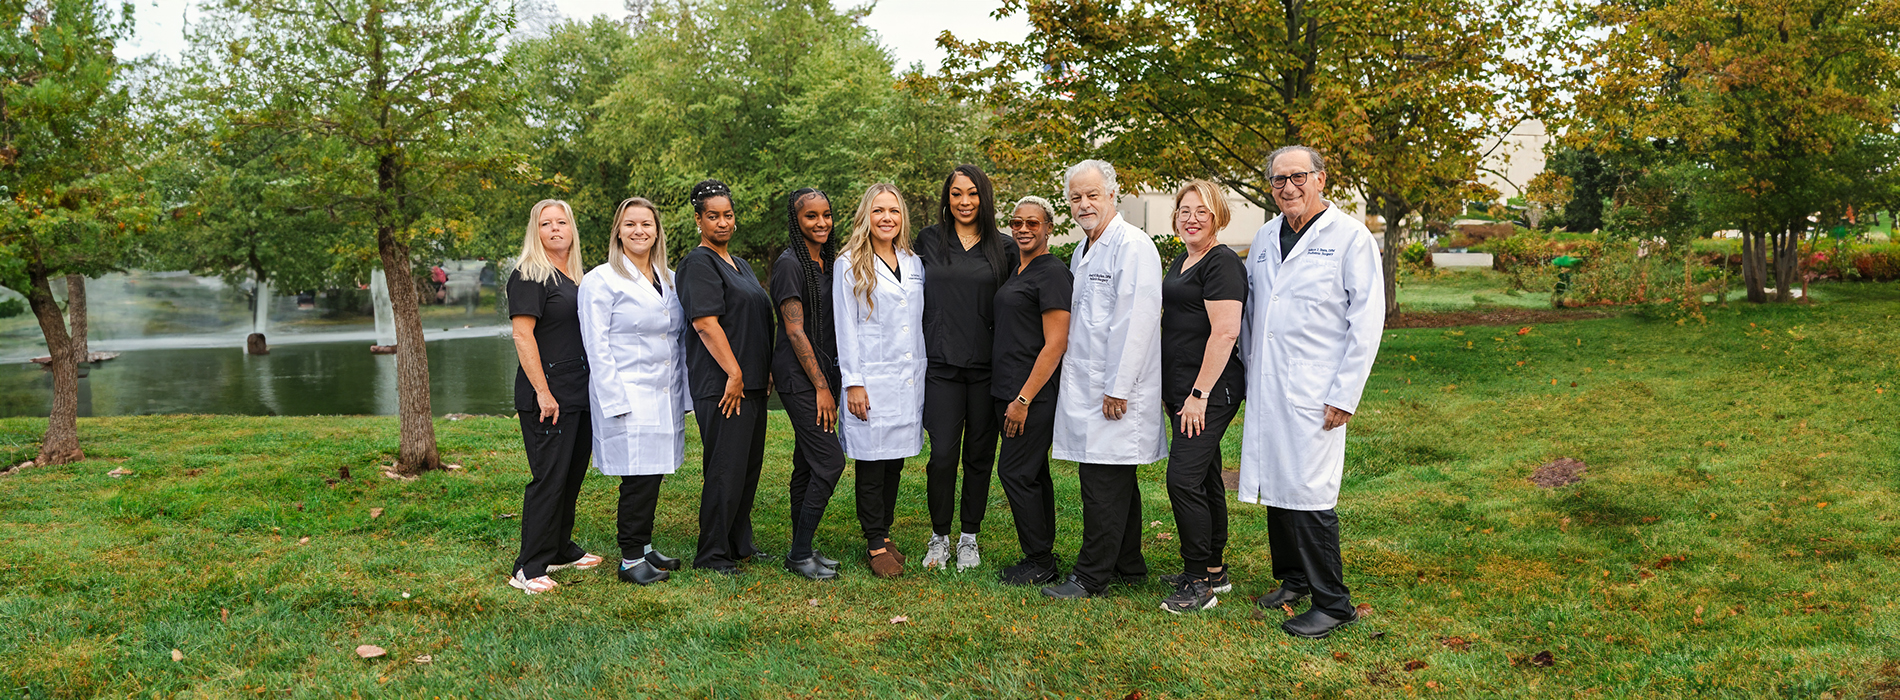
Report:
170,649,183,662
888,616,908,624
107,467,133,477
1528,458,1586,488
369,507,384,519
1404,660,1429,672
355,645,386,659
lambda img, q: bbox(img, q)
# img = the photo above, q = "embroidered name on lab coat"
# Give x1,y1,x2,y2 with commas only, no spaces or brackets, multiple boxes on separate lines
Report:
1088,272,1113,283
1308,248,1337,257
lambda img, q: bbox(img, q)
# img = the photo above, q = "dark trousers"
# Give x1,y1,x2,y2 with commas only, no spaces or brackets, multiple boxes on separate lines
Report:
1071,463,1148,592
514,410,592,579
783,389,847,560
854,458,905,543
1267,507,1354,618
923,364,999,535
994,397,1057,568
616,474,664,561
1165,400,1238,574
692,392,767,569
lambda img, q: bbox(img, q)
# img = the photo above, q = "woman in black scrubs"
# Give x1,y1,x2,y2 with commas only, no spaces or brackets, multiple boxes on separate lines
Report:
915,164,1018,571
508,199,602,594
676,179,776,575
773,188,847,580
1156,179,1247,614
989,195,1072,586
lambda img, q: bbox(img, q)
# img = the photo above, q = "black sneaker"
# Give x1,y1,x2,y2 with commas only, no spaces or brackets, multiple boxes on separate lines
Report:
1161,570,1232,593
998,559,1061,586
1159,577,1219,614
1041,575,1095,600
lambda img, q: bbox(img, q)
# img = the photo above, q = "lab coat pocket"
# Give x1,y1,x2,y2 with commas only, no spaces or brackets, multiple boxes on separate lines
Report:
1086,275,1116,325
1284,359,1335,411
625,386,670,427
594,414,632,473
861,362,915,421
1289,259,1340,302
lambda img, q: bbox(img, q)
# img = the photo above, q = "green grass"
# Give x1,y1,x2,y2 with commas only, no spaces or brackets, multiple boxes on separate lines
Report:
1398,269,1553,311
3,284,1900,698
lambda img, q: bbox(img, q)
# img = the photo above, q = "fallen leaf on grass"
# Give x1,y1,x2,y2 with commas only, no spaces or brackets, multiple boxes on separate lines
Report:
444,463,463,471
183,469,203,477
171,649,183,662
1368,631,1388,641
1425,681,1440,689
1652,555,1687,569
355,645,386,659
496,513,518,519
1439,636,1469,651
1355,602,1374,616
1816,502,1829,508
1250,608,1266,621
413,655,432,664
370,507,385,519
1403,660,1429,672
1156,532,1173,540
888,616,909,624
807,599,820,607
1531,650,1555,667
1332,651,1353,663
1365,667,1396,686
220,608,229,622
107,467,133,478
1150,521,1161,527
298,536,310,545
1122,693,1144,700
1517,326,1533,335
1282,604,1296,618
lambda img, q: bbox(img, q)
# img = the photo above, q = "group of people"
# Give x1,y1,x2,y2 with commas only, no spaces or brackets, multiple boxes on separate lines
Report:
502,145,1385,639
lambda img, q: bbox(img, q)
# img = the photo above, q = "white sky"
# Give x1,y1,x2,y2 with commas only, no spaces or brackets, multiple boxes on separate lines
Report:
114,0,1030,73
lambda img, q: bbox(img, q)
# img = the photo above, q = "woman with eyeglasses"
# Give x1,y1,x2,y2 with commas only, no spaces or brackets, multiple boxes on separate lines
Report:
988,195,1072,586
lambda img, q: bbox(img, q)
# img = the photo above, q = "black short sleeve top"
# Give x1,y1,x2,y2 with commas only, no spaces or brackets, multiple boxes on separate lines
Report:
917,224,1019,369
769,248,839,395
989,254,1074,402
1161,245,1248,406
676,246,774,400
508,268,589,412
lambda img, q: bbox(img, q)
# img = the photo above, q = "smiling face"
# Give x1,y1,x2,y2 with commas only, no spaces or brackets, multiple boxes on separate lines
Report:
538,204,574,257
1272,150,1327,224
798,195,833,246
947,173,980,229
1067,168,1114,237
1008,203,1052,255
695,195,735,246
868,191,903,246
618,205,658,259
1174,189,1216,249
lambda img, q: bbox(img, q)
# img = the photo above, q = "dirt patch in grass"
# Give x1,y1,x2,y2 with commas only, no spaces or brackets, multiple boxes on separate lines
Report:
1529,458,1588,488
1387,308,1612,329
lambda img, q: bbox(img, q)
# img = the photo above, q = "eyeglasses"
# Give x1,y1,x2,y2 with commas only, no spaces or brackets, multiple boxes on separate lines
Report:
1269,170,1320,189
1007,219,1047,230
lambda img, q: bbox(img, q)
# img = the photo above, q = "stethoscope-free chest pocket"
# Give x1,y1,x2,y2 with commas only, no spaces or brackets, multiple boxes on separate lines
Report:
1287,258,1340,303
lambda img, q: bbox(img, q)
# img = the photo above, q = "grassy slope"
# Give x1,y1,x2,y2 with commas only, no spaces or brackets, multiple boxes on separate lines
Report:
2,284,1897,699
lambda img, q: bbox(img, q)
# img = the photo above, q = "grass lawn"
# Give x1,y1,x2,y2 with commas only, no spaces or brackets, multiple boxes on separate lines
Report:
3,284,1899,698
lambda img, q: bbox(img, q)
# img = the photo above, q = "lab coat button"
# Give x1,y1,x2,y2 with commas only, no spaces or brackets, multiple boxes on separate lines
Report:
1267,332,1275,339
904,352,912,359
1272,295,1279,302
907,379,914,386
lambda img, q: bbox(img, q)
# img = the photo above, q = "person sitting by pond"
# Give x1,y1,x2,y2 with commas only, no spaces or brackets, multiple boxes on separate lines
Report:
773,188,847,581
989,195,1071,586
1238,145,1385,639
833,183,927,579
1155,179,1247,614
507,199,602,595
676,179,777,576
577,196,690,586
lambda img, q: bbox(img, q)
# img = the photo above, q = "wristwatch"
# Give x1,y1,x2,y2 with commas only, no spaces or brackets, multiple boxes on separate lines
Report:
1190,388,1209,400
1015,394,1032,406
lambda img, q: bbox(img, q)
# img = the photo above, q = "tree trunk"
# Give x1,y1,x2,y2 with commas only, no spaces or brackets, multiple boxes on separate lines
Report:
1741,228,1768,303
378,154,440,476
1379,200,1408,319
1772,219,1802,302
28,270,83,465
65,274,88,364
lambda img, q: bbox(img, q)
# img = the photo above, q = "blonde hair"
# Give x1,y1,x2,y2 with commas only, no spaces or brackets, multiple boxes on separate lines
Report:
515,199,586,285
1171,179,1233,235
606,197,671,287
842,183,912,317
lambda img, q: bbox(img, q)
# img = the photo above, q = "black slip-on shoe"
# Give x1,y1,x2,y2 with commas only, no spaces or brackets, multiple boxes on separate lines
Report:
1255,586,1309,610
644,549,683,572
811,550,841,569
1041,575,1096,600
1281,608,1359,639
999,559,1061,586
1162,570,1233,593
1159,578,1219,614
618,560,670,586
784,556,839,581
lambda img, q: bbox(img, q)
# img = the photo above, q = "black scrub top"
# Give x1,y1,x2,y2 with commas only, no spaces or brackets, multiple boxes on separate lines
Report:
769,247,839,395
508,268,590,413
1161,245,1248,407
918,224,1019,370
989,254,1073,403
677,246,774,401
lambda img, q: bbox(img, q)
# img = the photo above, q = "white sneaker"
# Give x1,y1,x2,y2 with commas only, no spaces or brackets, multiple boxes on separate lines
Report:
955,538,980,571
921,534,952,569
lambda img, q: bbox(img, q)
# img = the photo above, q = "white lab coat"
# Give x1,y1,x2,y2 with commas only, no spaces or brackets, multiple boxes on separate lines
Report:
578,263,690,476
833,249,927,461
1237,205,1385,509
1051,214,1168,465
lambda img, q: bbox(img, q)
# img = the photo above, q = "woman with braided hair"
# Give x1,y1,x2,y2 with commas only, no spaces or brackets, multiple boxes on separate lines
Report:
771,188,849,580
676,179,777,575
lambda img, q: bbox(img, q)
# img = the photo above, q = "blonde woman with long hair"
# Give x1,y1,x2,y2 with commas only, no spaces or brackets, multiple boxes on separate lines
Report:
507,199,601,595
832,183,926,578
577,197,690,586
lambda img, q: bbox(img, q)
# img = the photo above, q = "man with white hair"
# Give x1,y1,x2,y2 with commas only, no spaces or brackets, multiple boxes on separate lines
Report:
1043,159,1167,600
1238,145,1385,638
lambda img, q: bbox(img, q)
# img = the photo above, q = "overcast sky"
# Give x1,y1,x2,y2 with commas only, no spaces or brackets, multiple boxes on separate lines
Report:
114,0,1030,73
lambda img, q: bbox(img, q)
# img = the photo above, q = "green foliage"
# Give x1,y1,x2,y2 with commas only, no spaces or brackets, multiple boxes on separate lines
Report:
1400,241,1433,269
0,296,25,318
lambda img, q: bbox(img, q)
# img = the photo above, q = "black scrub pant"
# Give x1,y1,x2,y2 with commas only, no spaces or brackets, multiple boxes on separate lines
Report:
923,364,999,536
1267,507,1355,618
854,458,905,544
616,474,663,562
1165,400,1239,575
994,397,1057,568
515,410,592,579
1071,463,1148,592
692,391,767,569
784,389,847,561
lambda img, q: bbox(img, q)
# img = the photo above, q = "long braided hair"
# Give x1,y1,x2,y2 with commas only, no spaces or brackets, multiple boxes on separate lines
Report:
786,187,836,346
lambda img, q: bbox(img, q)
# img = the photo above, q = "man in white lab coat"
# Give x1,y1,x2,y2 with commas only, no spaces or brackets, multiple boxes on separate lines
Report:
1043,159,1168,599
1238,145,1385,638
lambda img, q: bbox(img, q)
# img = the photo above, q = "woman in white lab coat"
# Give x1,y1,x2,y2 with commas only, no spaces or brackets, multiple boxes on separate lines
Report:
578,196,691,586
833,182,927,578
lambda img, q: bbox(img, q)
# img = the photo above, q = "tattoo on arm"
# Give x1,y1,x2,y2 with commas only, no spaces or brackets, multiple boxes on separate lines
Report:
782,299,830,395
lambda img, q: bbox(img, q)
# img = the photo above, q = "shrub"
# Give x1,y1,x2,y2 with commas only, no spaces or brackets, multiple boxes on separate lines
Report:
1400,242,1433,269
1854,250,1900,281
0,297,24,319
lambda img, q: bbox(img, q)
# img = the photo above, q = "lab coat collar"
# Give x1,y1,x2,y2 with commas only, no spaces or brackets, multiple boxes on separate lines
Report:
617,263,670,303
1273,202,1341,264
873,248,910,287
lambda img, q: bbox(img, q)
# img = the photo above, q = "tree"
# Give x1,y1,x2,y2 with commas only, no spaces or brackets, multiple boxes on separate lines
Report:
1571,0,1900,302
186,0,513,474
0,0,152,465
939,0,1570,317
